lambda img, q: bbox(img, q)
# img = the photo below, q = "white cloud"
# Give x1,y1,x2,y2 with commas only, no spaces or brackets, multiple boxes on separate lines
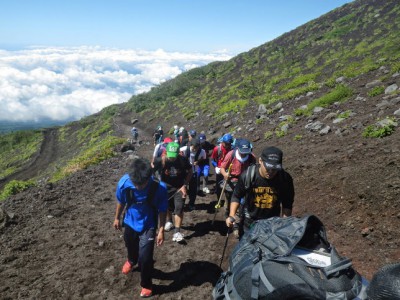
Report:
0,46,232,123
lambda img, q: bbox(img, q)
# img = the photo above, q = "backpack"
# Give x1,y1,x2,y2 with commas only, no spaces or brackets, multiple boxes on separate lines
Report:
212,215,368,300
122,179,160,228
156,143,167,158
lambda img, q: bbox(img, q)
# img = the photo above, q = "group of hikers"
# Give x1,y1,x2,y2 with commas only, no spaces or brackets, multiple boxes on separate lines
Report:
113,124,295,298
113,124,396,300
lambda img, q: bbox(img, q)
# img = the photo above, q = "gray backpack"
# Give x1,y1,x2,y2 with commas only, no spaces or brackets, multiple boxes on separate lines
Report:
213,215,368,300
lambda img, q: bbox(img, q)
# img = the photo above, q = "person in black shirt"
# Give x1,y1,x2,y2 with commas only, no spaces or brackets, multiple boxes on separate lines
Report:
152,142,192,243
226,146,294,238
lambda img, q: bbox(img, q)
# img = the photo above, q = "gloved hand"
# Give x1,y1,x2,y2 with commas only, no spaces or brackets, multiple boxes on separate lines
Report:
215,167,221,174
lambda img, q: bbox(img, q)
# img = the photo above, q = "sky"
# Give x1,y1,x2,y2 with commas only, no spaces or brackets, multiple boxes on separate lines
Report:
0,0,353,124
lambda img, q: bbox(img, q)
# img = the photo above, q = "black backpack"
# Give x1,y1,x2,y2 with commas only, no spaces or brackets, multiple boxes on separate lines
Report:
213,215,368,300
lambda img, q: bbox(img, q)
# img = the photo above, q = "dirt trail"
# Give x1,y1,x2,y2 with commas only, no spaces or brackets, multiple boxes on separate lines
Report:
0,128,59,190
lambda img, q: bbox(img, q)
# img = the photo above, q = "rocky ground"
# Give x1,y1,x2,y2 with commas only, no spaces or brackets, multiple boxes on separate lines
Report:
1,68,400,299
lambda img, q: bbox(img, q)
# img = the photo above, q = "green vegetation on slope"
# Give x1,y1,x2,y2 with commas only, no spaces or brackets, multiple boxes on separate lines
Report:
124,0,400,122
0,130,43,179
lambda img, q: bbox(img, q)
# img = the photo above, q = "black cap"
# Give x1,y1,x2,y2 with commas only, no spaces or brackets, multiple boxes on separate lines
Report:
190,137,200,147
261,146,283,170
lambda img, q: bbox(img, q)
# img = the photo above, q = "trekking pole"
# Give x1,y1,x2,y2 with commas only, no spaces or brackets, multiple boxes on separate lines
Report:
212,164,232,225
219,228,231,268
168,185,184,201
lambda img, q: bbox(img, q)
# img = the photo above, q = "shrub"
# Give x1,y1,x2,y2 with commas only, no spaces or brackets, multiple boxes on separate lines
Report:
362,118,396,138
293,135,303,141
264,131,273,140
367,86,385,97
338,110,352,119
0,180,35,201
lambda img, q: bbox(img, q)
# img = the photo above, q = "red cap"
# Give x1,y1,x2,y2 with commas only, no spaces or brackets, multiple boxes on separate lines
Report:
163,137,173,143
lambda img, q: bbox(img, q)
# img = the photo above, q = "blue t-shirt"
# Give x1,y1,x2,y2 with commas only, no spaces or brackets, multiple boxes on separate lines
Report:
116,175,168,232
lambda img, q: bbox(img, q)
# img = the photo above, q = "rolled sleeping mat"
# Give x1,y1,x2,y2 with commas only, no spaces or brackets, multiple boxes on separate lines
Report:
367,263,400,300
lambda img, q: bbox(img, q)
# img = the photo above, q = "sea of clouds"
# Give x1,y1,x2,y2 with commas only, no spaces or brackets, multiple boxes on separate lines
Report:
0,46,231,124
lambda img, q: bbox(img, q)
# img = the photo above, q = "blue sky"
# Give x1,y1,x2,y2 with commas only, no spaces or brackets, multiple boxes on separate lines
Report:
0,0,353,124
1,0,353,52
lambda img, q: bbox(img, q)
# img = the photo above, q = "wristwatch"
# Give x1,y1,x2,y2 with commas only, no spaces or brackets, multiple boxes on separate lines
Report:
228,216,235,223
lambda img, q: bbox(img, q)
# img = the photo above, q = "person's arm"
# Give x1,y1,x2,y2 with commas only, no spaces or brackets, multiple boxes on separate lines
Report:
282,208,292,218
220,154,232,181
156,211,166,246
113,202,125,230
225,176,246,227
281,170,295,218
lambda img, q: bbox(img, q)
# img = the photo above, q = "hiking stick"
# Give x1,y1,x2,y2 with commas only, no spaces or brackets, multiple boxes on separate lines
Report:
212,163,232,225
219,228,231,268
168,185,184,201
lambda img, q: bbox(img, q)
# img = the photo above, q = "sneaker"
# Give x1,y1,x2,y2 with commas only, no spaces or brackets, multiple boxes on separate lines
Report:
164,221,174,232
140,287,153,298
122,260,133,274
203,187,210,194
172,232,184,242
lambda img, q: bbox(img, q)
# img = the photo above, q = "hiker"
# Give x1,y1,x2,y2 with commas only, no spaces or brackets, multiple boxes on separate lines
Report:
179,137,207,210
131,127,138,141
211,133,233,202
178,127,189,147
188,130,197,142
152,142,193,243
151,137,173,179
153,125,163,146
198,133,214,194
113,157,168,298
225,146,295,238
173,125,179,142
220,138,256,219
151,137,172,165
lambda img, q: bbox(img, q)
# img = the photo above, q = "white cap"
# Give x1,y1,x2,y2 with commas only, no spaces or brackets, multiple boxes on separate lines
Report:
179,127,184,133
174,125,178,129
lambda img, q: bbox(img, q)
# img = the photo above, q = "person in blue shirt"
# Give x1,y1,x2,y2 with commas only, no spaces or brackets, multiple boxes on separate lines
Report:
113,157,168,298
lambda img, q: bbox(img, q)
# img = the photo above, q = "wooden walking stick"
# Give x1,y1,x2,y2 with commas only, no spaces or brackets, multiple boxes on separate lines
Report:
212,163,233,225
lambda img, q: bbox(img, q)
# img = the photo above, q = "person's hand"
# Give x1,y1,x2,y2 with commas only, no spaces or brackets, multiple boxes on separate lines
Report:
226,216,235,228
156,230,164,246
180,185,187,198
223,173,230,181
215,167,220,174
113,219,122,231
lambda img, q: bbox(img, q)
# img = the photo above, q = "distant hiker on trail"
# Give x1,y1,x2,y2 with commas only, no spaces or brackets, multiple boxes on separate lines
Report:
198,133,214,194
178,127,189,147
180,137,207,210
131,127,138,141
152,142,193,243
173,125,179,142
113,158,168,298
211,133,233,202
153,125,163,146
220,139,256,219
188,130,196,143
226,146,294,239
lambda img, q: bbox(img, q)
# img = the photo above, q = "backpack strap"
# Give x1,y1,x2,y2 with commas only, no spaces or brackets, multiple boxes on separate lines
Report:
244,164,257,190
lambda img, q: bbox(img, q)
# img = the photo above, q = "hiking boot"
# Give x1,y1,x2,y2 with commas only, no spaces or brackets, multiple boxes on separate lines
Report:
122,260,133,274
164,221,174,232
140,287,153,298
202,187,210,194
172,232,184,242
